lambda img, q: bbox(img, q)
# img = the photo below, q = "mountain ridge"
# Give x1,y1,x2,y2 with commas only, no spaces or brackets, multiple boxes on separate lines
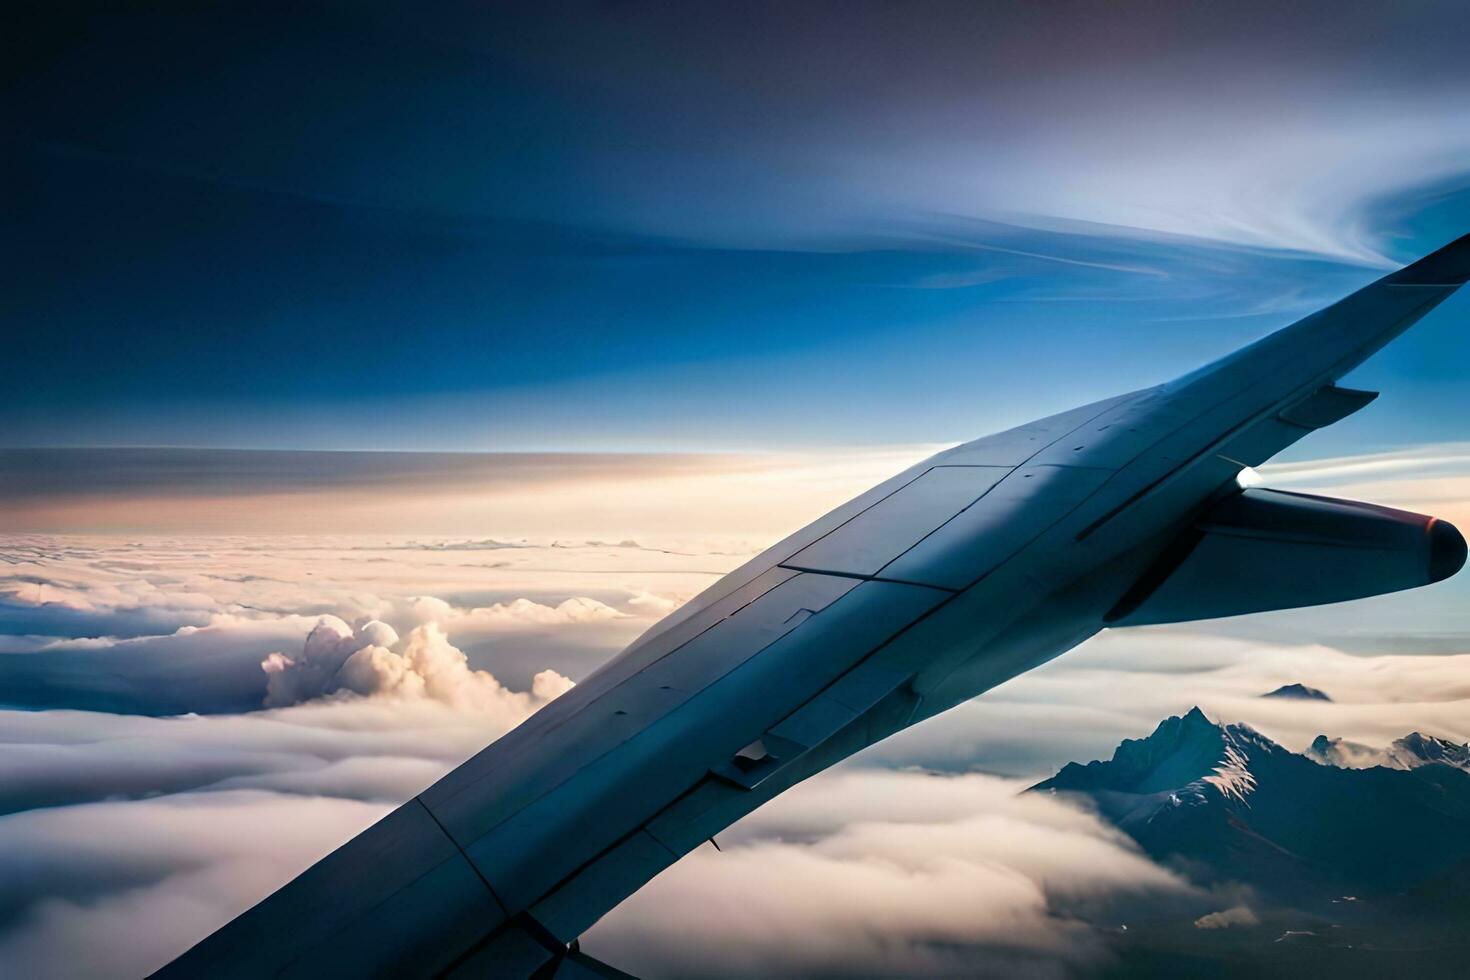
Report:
1033,707,1470,902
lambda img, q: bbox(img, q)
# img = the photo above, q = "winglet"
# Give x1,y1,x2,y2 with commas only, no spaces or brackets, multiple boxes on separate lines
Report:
1386,233,1470,286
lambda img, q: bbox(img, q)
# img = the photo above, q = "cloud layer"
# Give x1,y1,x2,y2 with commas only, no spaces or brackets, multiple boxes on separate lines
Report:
590,771,1197,979
0,442,1467,976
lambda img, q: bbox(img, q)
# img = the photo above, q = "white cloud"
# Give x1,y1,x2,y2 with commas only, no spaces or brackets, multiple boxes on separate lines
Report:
262,617,574,717
590,770,1195,978
1,439,1467,976
626,590,684,616
0,791,386,980
0,695,537,817
410,594,627,629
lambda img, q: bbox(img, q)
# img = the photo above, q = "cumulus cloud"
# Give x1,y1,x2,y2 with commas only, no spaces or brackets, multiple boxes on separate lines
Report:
260,616,399,706
262,617,574,716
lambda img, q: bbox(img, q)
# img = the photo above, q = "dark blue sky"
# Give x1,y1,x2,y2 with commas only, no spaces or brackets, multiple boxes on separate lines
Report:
5,1,1470,451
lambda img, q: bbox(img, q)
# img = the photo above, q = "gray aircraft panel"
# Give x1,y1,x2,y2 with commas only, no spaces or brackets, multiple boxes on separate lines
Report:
530,830,677,942
156,799,504,978
784,465,1009,579
1023,395,1192,470
278,854,500,979
877,463,1114,590
156,234,1470,980
442,923,558,980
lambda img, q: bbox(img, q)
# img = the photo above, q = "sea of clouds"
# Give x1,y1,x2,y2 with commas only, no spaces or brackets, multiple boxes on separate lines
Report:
1,444,1468,977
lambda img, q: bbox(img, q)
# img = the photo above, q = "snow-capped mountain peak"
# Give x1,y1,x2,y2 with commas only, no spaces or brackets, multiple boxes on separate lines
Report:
1035,707,1271,808
1033,709,1470,908
1308,731,1470,772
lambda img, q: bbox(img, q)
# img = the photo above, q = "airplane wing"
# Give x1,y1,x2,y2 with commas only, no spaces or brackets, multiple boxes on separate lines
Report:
156,235,1468,979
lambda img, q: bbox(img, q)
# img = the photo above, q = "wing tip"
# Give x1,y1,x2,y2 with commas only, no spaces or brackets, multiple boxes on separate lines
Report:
1387,232,1470,286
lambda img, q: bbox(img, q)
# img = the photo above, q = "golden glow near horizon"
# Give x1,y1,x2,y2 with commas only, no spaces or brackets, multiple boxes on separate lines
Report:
0,446,946,540
6,442,1470,542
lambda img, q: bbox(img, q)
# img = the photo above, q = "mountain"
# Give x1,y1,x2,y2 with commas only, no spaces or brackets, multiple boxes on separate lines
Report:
1034,708,1470,904
1307,731,1470,772
1037,710,1470,976
1261,683,1332,701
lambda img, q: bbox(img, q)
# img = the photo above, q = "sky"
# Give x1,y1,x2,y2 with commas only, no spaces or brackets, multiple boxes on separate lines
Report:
5,0,1470,452
4,2,1470,977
